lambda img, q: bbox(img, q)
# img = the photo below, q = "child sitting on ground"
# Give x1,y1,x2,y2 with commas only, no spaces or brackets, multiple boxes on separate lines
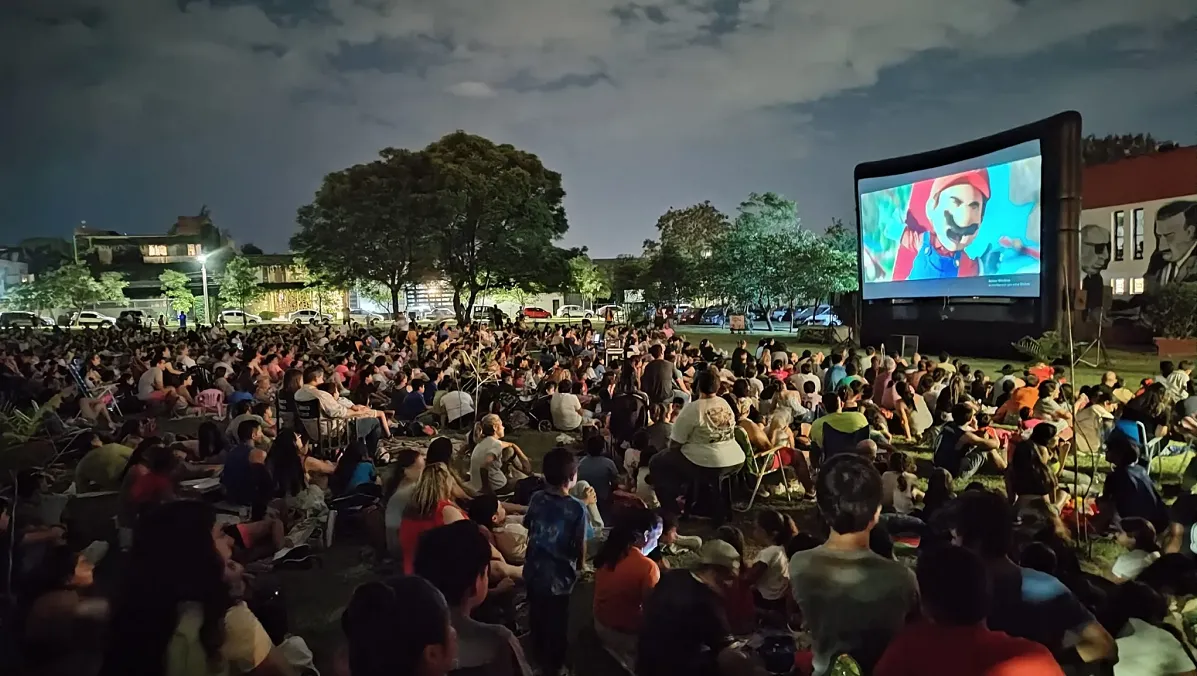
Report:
745,511,797,616
713,525,757,635
1112,517,1162,582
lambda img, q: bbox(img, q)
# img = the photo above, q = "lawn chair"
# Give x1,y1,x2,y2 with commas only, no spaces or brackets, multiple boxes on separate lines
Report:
1131,420,1166,478
295,397,349,460
275,394,296,430
68,362,121,417
734,437,794,512
812,424,871,468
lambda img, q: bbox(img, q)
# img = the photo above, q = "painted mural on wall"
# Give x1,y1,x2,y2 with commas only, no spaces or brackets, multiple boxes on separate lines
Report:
1079,200,1197,329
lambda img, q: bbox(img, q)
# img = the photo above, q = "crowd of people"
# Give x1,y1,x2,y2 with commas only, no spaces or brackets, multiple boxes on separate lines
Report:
2,315,1197,676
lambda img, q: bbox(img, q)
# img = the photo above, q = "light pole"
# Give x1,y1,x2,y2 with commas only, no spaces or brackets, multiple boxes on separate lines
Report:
198,254,210,325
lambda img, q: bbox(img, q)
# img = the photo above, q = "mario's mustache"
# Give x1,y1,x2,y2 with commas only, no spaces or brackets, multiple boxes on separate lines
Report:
943,212,979,241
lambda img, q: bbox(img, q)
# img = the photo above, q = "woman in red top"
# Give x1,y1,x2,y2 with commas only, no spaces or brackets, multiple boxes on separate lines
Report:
398,462,466,574
126,445,179,510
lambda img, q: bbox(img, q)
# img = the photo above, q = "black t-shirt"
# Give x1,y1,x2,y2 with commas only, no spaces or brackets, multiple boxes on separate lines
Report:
642,359,676,403
637,570,734,676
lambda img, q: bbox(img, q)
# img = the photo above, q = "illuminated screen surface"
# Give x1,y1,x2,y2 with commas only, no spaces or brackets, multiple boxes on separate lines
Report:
858,140,1043,300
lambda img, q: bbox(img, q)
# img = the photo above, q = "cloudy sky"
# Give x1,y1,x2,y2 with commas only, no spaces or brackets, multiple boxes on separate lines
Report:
2,0,1195,257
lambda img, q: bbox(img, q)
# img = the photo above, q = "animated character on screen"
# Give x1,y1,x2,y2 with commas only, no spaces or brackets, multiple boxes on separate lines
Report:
892,169,990,280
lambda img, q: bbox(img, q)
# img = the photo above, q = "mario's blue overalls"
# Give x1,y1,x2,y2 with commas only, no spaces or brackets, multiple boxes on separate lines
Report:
908,231,966,280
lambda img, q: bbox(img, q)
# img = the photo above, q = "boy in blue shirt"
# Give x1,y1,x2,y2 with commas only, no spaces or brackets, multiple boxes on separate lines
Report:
524,447,587,676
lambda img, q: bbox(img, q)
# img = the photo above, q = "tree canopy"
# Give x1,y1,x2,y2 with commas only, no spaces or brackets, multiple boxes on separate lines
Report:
9,264,126,313
159,270,195,314
423,131,572,323
567,256,609,307
292,131,572,324
1082,133,1177,166
293,148,434,319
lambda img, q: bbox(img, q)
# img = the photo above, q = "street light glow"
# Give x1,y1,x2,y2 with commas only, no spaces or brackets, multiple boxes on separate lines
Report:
197,253,208,264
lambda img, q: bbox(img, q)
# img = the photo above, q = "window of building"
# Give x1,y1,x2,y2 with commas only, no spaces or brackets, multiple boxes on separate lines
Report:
187,244,202,257
1131,277,1145,295
1113,211,1125,261
147,244,168,257
1132,208,1144,260
1112,278,1126,295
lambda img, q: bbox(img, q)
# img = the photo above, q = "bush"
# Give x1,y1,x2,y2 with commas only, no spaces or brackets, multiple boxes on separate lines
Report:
1143,283,1197,339
1013,330,1065,362
259,311,277,321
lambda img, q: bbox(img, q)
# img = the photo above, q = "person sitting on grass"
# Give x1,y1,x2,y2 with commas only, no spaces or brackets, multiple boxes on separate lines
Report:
592,507,663,671
745,510,797,616
933,403,1006,482
874,545,1065,676
398,462,466,575
341,576,459,676
101,500,293,676
1094,425,1170,534
789,453,918,675
467,493,527,580
949,489,1118,667
1111,517,1163,583
414,521,533,676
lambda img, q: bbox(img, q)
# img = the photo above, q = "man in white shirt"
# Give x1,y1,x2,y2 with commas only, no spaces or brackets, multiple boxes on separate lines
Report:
137,356,179,408
294,366,384,457
468,414,531,493
549,379,590,431
441,386,475,429
177,345,197,369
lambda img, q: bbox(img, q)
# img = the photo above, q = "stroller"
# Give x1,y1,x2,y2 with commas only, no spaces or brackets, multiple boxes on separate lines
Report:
496,387,553,432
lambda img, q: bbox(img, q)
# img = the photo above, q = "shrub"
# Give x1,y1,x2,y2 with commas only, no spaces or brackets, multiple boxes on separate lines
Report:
1013,330,1065,362
259,311,277,321
1143,283,1197,339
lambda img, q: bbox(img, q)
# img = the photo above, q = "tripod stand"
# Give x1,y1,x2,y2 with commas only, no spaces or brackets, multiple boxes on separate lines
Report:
1075,307,1110,368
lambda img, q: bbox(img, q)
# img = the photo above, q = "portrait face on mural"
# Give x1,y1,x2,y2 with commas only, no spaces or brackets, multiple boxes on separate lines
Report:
1155,201,1197,264
1079,224,1111,276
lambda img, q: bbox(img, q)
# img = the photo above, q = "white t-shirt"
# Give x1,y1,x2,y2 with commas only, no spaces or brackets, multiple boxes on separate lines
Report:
753,544,790,601
669,397,745,469
550,393,584,431
178,355,196,369
442,391,475,423
137,367,162,400
1112,550,1162,581
881,471,919,515
469,436,507,492
1114,617,1194,676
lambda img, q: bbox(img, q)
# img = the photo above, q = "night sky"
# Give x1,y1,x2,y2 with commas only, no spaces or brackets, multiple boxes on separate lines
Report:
2,0,1195,256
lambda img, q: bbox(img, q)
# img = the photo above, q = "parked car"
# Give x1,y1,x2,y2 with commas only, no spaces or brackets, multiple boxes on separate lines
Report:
698,306,730,326
288,309,333,324
349,311,385,325
678,306,705,324
73,311,117,328
0,311,53,328
425,307,456,322
220,309,263,324
115,309,151,328
520,306,552,319
594,304,625,322
556,305,592,319
793,304,840,326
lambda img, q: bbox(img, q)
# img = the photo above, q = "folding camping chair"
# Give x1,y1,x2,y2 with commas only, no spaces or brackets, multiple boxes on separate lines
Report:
68,362,122,417
295,397,350,460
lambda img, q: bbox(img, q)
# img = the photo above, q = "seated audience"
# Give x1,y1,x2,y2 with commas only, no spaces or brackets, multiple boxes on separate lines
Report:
592,507,663,670
341,576,458,676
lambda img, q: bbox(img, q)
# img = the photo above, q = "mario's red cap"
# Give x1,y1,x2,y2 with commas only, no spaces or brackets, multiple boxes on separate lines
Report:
930,169,990,203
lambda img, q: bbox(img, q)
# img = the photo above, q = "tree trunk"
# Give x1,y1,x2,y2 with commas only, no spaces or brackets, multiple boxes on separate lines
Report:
390,286,401,321
453,289,467,325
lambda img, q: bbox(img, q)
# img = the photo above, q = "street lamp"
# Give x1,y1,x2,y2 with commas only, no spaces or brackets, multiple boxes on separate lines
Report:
197,254,210,324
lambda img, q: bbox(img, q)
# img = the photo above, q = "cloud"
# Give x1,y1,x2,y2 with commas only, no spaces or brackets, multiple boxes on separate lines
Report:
0,0,1194,255
446,81,498,98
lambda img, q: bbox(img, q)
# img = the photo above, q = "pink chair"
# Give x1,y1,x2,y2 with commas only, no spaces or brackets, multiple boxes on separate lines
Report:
196,389,227,420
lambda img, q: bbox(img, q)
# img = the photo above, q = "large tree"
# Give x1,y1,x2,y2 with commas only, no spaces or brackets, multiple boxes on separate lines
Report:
9,264,125,314
608,254,647,303
293,148,434,319
1082,133,1177,166
423,131,571,323
218,255,264,325
708,193,801,329
642,201,730,302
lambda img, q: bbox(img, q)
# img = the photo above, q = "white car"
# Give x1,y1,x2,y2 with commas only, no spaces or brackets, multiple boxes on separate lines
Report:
594,305,625,321
220,309,263,324
73,311,117,328
350,311,385,324
288,309,333,324
425,307,456,322
556,304,593,319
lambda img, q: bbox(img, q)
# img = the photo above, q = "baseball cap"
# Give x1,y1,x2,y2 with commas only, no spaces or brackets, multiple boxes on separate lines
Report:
697,540,741,572
1112,388,1134,405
